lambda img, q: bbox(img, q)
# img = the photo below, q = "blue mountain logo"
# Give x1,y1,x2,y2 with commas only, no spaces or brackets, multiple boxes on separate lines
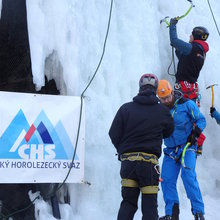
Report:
0,109,78,160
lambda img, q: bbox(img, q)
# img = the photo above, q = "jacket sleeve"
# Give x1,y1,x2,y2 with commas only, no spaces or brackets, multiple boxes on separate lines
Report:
175,49,182,59
169,24,192,55
213,110,220,124
187,100,206,131
162,107,174,138
108,107,124,149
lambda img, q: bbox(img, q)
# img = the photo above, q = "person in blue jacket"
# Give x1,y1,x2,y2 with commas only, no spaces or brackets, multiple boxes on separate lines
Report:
157,80,206,220
169,18,209,106
210,107,220,124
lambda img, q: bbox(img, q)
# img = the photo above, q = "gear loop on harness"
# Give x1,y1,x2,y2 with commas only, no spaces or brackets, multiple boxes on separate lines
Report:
184,81,191,89
165,145,183,161
174,81,200,104
120,152,158,165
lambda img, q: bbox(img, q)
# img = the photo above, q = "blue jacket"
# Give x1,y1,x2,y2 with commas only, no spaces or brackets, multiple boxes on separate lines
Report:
164,96,206,148
213,110,220,124
169,24,192,56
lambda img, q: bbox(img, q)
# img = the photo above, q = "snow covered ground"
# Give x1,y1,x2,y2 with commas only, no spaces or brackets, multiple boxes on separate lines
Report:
14,0,220,219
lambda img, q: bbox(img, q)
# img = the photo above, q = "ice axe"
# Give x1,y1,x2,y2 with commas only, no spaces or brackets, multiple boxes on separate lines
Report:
206,84,218,107
160,16,170,27
160,0,195,27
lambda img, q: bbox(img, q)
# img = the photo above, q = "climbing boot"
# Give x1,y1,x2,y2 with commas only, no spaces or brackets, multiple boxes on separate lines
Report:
172,203,179,220
194,213,205,220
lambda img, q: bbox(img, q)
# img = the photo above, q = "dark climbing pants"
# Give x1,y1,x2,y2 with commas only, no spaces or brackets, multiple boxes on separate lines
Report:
117,159,159,220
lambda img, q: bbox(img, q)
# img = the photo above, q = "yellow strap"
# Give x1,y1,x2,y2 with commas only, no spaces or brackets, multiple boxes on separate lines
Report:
121,179,138,188
122,152,157,158
140,185,158,194
121,152,158,165
122,179,158,194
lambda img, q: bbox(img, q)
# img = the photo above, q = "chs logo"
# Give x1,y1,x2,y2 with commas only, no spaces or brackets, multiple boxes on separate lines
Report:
0,110,78,160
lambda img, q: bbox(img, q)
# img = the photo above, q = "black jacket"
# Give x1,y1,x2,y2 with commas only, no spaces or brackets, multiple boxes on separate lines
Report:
176,42,208,83
109,91,174,158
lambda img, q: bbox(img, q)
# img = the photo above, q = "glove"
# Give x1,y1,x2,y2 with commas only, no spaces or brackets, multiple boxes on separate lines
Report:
170,17,178,26
197,133,206,147
197,133,206,155
187,126,202,146
210,107,216,118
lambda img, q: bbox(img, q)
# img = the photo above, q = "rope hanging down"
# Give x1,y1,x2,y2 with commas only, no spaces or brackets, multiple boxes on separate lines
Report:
207,0,220,36
57,0,113,191
167,46,177,76
0,0,114,219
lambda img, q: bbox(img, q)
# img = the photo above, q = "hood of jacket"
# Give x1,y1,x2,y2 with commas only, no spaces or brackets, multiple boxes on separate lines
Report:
133,90,159,105
193,40,209,53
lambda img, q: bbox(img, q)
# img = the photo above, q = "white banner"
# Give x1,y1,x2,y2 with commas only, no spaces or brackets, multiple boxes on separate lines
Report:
0,91,85,183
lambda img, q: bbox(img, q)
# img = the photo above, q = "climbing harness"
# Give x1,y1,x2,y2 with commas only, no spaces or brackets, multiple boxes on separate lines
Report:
164,145,183,162
165,143,193,169
174,81,201,106
120,152,158,165
120,152,159,194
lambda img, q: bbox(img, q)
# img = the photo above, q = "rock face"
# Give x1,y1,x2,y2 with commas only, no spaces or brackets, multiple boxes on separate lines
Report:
0,0,59,94
0,0,59,219
0,0,35,92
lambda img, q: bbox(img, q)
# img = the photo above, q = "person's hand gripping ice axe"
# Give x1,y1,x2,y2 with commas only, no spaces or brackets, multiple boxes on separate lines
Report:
170,17,179,26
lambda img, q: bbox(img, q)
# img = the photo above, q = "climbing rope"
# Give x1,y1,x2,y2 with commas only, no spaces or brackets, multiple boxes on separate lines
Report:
0,0,114,218
57,0,113,191
167,47,177,76
207,0,220,36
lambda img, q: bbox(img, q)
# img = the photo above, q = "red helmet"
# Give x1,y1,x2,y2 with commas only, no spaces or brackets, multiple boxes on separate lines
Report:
139,74,158,91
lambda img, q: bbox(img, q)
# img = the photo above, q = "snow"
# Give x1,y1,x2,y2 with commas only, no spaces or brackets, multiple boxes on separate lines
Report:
25,0,220,219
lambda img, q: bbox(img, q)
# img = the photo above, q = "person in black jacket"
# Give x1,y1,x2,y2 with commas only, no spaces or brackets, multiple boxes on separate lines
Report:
169,18,209,107
109,74,174,220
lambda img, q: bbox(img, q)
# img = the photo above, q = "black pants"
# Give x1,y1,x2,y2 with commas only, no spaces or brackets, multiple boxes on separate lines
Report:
117,160,159,220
